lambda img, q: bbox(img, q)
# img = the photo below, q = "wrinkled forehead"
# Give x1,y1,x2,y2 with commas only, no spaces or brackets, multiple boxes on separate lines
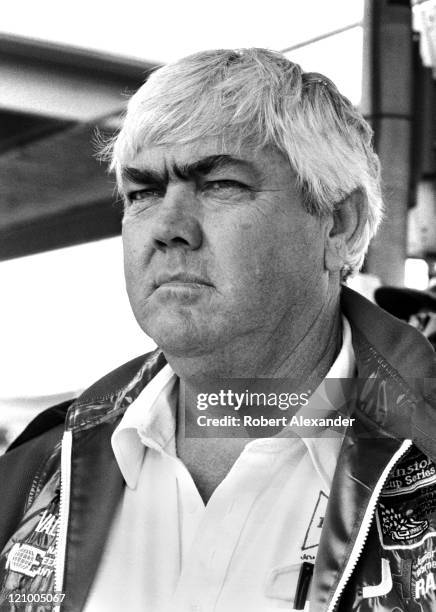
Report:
115,124,268,174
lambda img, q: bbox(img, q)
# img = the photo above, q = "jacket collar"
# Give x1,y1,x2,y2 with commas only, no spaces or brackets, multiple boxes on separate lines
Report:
341,286,436,461
341,285,436,380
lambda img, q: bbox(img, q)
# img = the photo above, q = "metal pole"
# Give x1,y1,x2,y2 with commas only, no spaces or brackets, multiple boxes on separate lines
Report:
362,0,414,286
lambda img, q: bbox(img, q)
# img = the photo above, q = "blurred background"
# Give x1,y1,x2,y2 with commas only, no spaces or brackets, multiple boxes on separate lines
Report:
0,0,435,451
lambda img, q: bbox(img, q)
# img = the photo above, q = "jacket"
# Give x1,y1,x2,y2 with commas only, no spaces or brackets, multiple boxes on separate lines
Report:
0,286,436,612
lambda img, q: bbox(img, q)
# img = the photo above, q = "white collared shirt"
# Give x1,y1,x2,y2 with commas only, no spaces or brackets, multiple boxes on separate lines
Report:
84,317,355,612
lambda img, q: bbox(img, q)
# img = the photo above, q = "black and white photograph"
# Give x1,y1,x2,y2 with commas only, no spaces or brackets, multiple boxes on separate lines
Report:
0,1,436,611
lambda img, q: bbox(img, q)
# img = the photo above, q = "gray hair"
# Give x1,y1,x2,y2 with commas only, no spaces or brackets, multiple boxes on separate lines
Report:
106,48,383,278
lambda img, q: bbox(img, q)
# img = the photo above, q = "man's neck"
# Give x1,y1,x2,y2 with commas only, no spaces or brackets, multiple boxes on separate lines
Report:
173,288,342,503
166,288,342,386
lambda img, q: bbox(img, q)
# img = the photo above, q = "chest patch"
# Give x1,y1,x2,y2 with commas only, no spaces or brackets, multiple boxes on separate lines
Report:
0,473,60,607
376,447,436,550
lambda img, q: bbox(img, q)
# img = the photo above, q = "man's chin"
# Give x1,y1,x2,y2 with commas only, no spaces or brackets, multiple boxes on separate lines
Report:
141,314,217,358
149,331,213,358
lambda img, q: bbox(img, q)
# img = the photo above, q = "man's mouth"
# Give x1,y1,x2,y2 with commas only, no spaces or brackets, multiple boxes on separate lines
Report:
154,273,214,289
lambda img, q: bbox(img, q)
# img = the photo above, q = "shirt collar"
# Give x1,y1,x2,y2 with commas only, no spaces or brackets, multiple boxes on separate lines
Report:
301,315,356,490
111,364,177,488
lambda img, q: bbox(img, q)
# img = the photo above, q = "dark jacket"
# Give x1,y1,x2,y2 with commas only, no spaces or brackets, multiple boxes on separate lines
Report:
0,287,436,612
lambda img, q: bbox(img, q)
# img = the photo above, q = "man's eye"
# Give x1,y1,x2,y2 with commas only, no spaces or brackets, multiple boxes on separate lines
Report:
127,188,163,202
203,180,248,193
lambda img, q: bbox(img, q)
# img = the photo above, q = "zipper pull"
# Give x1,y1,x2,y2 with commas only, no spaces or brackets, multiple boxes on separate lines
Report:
294,562,314,610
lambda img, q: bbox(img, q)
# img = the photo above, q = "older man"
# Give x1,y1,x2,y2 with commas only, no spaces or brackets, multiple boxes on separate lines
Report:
0,49,435,612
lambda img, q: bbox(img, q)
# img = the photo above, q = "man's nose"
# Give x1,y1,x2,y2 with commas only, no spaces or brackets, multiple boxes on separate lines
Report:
151,185,203,251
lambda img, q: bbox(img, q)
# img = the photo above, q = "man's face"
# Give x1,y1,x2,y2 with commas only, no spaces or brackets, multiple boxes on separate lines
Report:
120,137,330,357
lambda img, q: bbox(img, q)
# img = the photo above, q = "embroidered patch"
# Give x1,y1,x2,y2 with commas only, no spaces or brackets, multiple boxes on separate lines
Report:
382,447,436,497
377,448,436,550
372,537,436,608
409,547,436,608
377,502,430,546
0,473,60,606
5,544,46,578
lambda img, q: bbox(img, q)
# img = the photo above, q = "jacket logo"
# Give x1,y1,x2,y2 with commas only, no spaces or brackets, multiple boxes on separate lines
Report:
412,551,436,604
383,455,436,497
35,510,59,537
5,543,45,578
415,571,436,600
377,447,436,550
378,503,429,542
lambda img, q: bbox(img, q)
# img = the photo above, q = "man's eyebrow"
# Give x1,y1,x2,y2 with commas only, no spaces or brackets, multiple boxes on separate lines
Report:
121,155,256,186
121,166,168,185
173,154,255,180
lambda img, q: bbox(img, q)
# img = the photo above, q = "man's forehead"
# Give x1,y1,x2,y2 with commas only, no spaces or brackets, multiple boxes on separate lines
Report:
120,137,288,179
123,137,250,167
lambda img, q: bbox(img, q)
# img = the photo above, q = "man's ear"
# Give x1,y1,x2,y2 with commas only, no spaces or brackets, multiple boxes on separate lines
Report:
324,189,368,273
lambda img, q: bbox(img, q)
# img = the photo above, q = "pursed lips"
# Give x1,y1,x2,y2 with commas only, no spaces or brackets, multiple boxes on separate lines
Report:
154,273,214,289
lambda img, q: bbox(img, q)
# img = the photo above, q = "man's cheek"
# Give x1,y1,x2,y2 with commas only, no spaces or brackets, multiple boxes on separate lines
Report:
220,248,266,289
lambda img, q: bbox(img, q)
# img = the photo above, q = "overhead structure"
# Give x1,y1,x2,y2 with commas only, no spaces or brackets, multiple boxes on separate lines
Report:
0,34,157,260
1,12,435,270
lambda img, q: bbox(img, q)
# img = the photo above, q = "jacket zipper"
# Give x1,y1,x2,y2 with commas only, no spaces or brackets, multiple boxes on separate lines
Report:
326,438,412,612
54,430,73,610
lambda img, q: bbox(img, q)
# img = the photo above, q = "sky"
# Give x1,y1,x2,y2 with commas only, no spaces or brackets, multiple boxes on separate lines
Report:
0,1,366,399
0,238,155,397
1,0,363,64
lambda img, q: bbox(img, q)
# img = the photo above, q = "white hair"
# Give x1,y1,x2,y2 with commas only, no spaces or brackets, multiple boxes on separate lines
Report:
106,48,383,278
